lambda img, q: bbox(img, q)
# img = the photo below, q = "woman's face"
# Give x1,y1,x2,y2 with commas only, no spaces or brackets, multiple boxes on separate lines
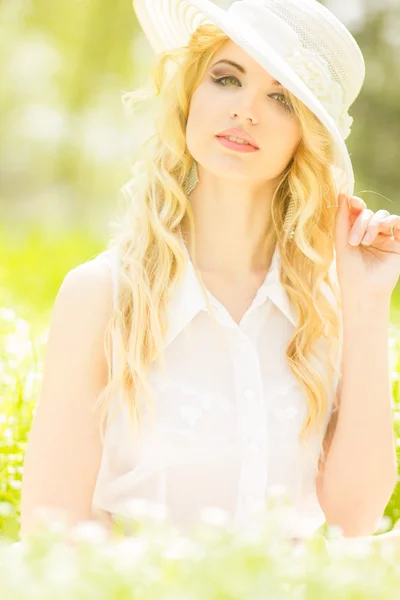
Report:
186,39,302,185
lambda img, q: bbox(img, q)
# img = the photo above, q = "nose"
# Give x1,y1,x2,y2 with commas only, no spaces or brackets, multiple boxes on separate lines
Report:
230,90,260,125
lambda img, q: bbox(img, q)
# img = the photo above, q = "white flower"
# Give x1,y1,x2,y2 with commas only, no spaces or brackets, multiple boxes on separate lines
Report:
200,506,231,527
285,47,353,140
338,112,354,140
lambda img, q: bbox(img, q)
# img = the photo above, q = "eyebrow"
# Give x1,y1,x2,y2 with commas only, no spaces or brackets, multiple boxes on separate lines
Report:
211,59,283,86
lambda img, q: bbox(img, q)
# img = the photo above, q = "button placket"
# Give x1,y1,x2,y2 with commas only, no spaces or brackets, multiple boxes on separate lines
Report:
245,434,264,454
233,337,268,526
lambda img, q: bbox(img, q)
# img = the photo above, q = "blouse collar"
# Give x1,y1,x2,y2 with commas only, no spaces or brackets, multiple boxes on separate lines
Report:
165,235,299,348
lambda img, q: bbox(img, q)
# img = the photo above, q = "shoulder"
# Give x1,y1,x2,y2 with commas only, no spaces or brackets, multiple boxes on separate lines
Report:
55,248,118,325
64,249,114,290
38,249,118,403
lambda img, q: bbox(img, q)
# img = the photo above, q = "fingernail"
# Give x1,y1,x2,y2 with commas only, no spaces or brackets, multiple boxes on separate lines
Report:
349,233,359,245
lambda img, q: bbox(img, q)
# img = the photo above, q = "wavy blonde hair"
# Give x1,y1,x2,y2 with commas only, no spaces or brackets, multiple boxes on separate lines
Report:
94,23,343,478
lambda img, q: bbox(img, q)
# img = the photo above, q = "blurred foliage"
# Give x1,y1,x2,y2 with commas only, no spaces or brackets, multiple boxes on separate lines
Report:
0,0,151,235
0,226,103,331
1,0,400,547
3,506,400,599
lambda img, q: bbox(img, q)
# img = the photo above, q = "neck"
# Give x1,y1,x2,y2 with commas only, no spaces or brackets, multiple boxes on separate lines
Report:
180,173,278,277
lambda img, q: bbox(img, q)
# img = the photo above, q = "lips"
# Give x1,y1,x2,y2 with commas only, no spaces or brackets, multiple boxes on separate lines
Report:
216,128,259,149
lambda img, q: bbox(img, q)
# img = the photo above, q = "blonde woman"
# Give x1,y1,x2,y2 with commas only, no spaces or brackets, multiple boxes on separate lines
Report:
21,0,400,543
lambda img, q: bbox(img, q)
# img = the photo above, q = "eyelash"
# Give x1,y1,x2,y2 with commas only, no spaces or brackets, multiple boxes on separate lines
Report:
211,75,293,112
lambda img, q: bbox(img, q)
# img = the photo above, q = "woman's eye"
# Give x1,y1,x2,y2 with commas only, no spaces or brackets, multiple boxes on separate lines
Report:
212,77,293,112
213,75,240,87
270,93,293,111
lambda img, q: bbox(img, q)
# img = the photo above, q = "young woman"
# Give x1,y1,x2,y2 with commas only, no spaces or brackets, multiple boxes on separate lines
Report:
21,0,400,542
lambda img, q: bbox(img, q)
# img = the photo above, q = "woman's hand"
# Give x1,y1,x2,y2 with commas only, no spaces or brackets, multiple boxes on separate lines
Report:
334,193,400,301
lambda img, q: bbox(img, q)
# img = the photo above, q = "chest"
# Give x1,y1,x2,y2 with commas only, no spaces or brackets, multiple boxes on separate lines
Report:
129,313,314,463
199,270,269,325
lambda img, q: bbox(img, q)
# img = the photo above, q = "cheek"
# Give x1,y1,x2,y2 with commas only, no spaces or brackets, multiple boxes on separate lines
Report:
187,92,206,126
266,112,301,155
186,88,216,153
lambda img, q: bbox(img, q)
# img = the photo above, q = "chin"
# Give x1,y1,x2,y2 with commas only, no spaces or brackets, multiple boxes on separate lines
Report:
204,159,255,179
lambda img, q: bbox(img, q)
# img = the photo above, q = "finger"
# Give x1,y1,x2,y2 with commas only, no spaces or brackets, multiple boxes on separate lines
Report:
378,215,400,233
379,215,400,241
360,210,392,245
348,208,375,246
349,195,367,213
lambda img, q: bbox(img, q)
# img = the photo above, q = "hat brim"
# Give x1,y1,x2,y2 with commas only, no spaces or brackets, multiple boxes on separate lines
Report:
133,0,354,197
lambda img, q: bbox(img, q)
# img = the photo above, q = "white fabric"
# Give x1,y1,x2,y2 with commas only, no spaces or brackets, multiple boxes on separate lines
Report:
91,238,340,536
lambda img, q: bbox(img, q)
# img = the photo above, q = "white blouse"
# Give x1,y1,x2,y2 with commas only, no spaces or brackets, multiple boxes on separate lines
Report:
91,236,340,538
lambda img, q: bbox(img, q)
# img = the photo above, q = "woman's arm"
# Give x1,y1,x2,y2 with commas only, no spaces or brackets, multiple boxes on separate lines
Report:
20,258,115,540
316,296,398,537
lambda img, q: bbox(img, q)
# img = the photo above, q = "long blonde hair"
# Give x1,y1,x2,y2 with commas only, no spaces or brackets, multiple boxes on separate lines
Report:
95,24,343,477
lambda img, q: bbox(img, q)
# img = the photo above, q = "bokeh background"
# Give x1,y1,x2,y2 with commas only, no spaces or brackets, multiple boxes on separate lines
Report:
1,0,400,541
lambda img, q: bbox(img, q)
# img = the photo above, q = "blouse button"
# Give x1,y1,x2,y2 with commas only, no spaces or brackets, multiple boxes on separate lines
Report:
244,493,257,508
248,439,262,453
243,388,255,400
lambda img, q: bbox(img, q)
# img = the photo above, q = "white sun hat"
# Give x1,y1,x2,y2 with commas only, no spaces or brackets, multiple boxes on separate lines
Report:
132,0,365,197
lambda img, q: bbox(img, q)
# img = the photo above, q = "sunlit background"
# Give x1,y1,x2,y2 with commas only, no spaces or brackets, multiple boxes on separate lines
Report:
1,0,400,326
1,0,400,541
